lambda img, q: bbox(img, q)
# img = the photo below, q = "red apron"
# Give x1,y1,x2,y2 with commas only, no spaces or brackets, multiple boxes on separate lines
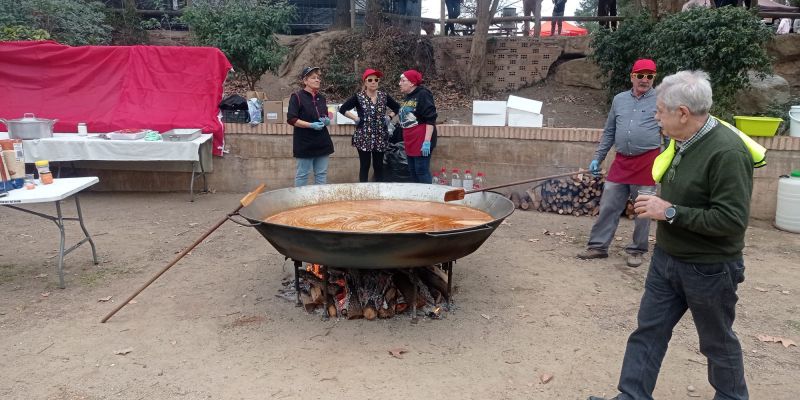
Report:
606,148,660,186
402,124,426,157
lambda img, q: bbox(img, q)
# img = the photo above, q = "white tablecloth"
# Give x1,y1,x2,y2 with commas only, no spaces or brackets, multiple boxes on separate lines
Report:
0,133,212,162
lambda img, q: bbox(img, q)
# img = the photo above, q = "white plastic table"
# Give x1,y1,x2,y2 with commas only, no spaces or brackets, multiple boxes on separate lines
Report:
1,177,99,288
0,132,212,201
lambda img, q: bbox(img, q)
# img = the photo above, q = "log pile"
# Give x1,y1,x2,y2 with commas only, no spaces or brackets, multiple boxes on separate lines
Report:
293,265,450,320
509,172,607,216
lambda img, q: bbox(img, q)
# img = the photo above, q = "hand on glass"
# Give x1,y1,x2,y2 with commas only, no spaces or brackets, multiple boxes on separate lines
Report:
634,195,671,220
421,141,431,157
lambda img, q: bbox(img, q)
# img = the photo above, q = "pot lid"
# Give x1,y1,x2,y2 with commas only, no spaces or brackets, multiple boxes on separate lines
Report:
8,113,54,124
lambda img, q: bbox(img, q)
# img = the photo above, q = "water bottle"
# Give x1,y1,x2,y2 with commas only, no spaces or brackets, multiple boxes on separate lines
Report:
462,170,473,190
432,172,440,185
474,172,485,190
439,167,448,185
451,169,462,188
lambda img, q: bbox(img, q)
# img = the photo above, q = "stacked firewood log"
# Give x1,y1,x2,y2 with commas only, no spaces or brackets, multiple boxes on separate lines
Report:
296,265,450,320
507,172,611,217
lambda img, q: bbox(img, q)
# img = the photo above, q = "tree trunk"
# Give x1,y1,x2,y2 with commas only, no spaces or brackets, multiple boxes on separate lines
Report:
331,0,351,30
465,0,501,97
365,0,383,31
533,0,542,37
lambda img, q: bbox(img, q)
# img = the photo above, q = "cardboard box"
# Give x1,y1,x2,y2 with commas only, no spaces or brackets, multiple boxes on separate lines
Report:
331,103,356,125
506,95,544,127
282,97,291,116
262,101,283,124
245,91,268,101
472,100,507,126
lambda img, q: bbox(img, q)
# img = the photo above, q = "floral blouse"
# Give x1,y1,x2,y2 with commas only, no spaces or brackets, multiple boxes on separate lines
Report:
339,90,400,152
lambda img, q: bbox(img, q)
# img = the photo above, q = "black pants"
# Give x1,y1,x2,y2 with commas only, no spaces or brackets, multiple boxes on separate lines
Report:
358,149,384,182
616,246,748,400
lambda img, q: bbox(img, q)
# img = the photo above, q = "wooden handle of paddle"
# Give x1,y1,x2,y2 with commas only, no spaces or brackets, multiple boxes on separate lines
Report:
465,169,590,195
240,184,266,207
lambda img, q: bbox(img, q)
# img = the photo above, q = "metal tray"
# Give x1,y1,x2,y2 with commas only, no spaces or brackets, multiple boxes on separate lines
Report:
161,129,202,142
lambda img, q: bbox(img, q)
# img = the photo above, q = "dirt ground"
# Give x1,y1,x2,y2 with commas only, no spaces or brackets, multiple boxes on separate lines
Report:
2,191,799,399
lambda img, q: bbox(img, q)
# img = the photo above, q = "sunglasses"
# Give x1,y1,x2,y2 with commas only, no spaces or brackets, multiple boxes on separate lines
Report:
366,78,380,83
667,152,683,183
633,73,656,80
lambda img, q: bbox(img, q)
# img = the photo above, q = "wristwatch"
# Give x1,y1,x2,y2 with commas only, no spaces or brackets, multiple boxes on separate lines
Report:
665,206,677,224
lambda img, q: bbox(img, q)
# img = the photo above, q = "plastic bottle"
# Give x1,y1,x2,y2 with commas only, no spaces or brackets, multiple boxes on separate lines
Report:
474,172,485,190
451,169,462,188
439,167,448,185
463,170,473,189
432,172,440,185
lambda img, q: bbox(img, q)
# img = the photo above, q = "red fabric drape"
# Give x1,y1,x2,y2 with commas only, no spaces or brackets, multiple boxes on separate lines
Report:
0,41,232,156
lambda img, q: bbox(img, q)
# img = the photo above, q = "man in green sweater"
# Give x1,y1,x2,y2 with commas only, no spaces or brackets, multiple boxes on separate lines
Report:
588,70,752,400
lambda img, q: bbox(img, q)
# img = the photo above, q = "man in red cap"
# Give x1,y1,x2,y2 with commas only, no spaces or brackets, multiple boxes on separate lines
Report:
398,69,438,184
577,58,661,268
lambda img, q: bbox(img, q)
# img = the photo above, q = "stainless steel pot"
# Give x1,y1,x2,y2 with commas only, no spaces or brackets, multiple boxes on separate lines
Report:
238,183,515,268
0,113,57,140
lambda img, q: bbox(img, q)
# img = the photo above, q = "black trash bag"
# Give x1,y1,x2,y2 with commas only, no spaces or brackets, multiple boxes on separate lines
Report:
383,142,413,183
388,123,404,144
219,94,249,110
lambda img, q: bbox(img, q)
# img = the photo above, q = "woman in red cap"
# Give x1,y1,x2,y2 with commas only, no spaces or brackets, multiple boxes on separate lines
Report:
398,69,438,184
339,68,401,182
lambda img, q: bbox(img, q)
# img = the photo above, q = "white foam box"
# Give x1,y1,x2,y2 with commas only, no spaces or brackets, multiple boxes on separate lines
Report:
506,95,544,127
329,104,356,125
472,100,507,126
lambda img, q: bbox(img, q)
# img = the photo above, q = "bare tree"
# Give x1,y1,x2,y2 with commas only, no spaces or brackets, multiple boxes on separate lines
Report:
332,0,352,29
465,0,502,96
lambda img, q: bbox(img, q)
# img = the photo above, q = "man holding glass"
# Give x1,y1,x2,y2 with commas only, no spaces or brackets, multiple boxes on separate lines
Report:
587,70,752,400
577,59,661,267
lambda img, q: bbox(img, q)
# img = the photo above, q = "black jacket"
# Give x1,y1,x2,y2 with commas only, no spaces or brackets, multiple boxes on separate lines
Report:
399,86,438,148
286,90,335,158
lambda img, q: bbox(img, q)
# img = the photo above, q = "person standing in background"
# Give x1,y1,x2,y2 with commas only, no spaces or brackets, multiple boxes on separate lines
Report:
286,66,334,187
551,0,568,35
397,69,438,184
339,68,401,183
577,59,661,268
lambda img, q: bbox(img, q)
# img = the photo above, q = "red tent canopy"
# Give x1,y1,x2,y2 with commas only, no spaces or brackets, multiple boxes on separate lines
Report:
536,21,589,37
0,41,232,156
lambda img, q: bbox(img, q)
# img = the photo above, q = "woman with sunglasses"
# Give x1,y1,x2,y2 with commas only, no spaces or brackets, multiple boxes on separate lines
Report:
339,68,401,182
287,66,335,187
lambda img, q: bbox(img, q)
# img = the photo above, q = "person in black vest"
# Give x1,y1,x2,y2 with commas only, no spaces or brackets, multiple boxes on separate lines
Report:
397,69,437,184
286,66,334,187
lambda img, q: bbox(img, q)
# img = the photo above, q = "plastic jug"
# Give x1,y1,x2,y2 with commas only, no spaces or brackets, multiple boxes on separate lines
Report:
790,105,800,138
776,170,800,233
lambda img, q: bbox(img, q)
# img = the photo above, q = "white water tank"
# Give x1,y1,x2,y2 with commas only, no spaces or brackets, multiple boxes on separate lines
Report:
776,170,800,233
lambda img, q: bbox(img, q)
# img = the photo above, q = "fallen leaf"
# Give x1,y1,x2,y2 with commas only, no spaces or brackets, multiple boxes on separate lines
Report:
781,290,791,295
539,373,554,384
98,296,113,302
388,348,407,359
114,347,133,355
481,313,492,320
40,292,50,298
35,273,48,279
757,334,797,348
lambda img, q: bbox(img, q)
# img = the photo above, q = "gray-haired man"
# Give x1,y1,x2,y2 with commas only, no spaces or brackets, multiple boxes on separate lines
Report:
588,70,752,400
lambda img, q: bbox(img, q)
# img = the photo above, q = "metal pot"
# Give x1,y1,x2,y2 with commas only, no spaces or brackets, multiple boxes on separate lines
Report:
0,113,57,140
238,183,515,268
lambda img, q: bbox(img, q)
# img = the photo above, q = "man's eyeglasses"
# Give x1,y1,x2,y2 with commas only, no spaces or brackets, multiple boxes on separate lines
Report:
366,78,380,83
667,152,682,183
633,73,656,80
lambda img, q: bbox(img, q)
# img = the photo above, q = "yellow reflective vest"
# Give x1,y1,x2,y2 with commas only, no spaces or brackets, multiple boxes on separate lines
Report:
652,116,767,183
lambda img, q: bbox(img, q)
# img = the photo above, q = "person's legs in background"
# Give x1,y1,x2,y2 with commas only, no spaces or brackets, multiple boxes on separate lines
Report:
295,157,313,187
357,149,372,182
407,156,420,183
579,181,630,257
412,155,432,183
372,151,384,182
311,155,329,185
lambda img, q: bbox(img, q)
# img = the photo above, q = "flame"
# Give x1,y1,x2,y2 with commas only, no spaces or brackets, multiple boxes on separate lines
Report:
305,263,324,279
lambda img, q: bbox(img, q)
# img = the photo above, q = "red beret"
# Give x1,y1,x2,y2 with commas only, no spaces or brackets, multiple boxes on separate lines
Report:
402,69,423,86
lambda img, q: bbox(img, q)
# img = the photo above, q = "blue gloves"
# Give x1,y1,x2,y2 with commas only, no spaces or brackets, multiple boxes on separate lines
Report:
319,116,331,126
309,121,325,131
589,159,601,176
421,141,431,157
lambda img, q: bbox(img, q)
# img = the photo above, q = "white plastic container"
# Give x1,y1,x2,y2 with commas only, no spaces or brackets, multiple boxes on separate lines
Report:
789,105,800,138
775,170,800,233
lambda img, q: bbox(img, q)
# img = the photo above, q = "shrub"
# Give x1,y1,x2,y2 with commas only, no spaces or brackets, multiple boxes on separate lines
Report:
183,0,296,90
0,25,50,41
0,0,112,45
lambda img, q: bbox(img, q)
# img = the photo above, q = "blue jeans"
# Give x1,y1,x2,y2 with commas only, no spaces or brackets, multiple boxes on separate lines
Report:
295,156,329,187
407,155,432,184
616,246,748,400
587,181,655,255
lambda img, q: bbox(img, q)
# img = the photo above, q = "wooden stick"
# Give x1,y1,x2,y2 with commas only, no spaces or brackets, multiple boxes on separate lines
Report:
100,184,266,323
